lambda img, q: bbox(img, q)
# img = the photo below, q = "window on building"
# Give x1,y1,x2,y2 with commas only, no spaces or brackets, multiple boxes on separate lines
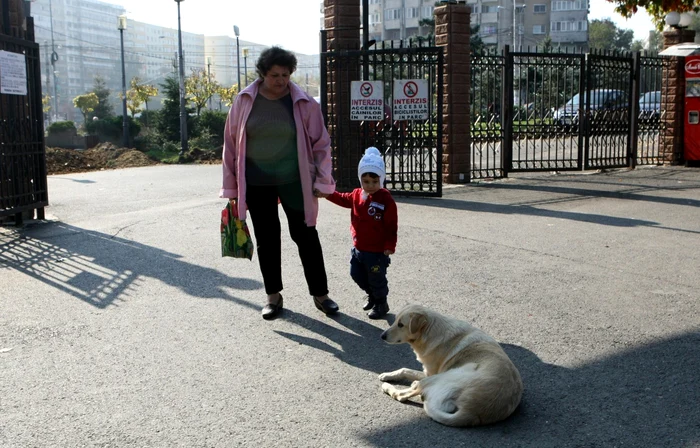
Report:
369,13,381,25
551,0,587,11
534,4,546,13
482,25,497,35
550,20,587,31
384,8,402,20
482,5,500,13
422,6,434,18
406,7,419,18
533,25,546,34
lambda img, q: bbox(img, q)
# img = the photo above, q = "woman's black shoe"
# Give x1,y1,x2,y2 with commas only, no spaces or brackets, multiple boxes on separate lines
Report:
262,295,283,320
314,296,339,315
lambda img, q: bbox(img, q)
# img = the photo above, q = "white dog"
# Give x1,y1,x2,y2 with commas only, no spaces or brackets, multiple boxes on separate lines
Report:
379,304,523,427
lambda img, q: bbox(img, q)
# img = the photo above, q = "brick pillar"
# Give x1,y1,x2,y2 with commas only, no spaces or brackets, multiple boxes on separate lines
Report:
661,29,695,164
435,3,471,184
324,0,361,190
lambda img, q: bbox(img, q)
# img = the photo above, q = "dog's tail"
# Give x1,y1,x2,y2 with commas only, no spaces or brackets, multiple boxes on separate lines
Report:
423,373,523,427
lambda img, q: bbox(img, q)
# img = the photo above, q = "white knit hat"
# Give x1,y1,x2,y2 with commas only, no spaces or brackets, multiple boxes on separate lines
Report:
358,146,385,188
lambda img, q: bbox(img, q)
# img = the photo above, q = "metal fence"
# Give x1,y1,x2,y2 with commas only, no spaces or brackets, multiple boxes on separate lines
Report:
320,38,443,196
471,46,668,180
0,28,48,224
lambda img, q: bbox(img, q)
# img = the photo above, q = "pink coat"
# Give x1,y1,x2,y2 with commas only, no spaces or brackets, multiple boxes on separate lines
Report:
219,80,336,226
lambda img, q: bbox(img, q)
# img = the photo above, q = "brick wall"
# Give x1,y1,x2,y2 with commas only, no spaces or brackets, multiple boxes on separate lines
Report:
661,29,695,164
323,0,361,190
435,3,471,183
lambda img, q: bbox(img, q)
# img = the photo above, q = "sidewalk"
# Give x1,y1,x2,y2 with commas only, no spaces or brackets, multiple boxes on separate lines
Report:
1,164,699,447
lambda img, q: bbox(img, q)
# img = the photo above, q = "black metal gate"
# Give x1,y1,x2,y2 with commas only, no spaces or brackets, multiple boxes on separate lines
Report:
320,40,443,196
0,31,47,223
470,47,665,180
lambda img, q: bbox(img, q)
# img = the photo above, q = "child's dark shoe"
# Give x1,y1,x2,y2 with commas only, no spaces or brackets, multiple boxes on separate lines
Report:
362,294,375,311
367,301,389,319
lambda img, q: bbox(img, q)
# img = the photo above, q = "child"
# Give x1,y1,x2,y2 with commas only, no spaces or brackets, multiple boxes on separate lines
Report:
326,147,398,319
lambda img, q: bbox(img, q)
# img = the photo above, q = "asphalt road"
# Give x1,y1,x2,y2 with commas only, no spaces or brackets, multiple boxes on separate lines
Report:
1,164,699,447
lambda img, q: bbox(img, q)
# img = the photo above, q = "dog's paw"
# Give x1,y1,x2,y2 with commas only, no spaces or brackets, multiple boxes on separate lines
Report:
381,382,394,395
378,372,391,382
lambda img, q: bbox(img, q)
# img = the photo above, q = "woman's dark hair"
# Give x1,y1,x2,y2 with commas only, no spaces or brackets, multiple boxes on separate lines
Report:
256,46,297,78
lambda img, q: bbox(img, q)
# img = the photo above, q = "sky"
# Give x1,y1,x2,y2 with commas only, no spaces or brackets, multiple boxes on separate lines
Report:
107,0,658,54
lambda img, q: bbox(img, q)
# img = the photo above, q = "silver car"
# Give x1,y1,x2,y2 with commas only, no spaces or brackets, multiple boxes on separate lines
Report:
553,89,628,127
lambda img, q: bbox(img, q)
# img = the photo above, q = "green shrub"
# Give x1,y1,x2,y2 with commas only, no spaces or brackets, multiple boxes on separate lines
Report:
85,116,141,145
188,129,218,152
47,121,77,135
195,110,227,146
133,128,161,152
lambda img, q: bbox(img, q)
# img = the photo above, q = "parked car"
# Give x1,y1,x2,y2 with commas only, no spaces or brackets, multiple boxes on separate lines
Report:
553,89,628,127
639,90,661,121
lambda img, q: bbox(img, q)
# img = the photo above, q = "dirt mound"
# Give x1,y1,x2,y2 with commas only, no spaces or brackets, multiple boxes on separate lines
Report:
46,146,158,175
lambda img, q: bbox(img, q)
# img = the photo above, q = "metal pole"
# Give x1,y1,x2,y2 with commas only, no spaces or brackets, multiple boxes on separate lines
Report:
120,26,129,147
44,42,51,124
243,49,248,87
207,57,212,109
513,0,516,50
236,36,241,91
176,0,188,156
49,0,58,121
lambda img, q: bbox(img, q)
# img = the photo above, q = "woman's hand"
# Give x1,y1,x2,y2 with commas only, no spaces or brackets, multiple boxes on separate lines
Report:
313,189,329,199
384,249,394,256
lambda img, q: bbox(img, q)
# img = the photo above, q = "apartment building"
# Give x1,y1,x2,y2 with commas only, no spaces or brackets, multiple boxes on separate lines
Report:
466,0,588,50
361,0,588,51
30,0,318,123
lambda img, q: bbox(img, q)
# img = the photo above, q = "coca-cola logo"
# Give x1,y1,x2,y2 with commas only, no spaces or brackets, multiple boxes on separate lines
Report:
686,60,700,75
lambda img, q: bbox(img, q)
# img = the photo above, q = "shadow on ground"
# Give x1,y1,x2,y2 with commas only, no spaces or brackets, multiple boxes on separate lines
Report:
0,221,262,309
351,332,700,447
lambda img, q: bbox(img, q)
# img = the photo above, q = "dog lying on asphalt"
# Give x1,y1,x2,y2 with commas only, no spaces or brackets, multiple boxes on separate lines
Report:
379,304,523,427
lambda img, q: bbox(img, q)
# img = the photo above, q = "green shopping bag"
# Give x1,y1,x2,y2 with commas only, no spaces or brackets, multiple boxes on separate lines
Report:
221,201,254,260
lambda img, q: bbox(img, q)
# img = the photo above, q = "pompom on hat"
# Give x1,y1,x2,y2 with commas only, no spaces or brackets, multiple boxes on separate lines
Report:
358,146,385,188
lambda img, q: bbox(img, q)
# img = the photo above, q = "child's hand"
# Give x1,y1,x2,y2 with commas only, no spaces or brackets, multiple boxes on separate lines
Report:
384,249,394,256
314,189,329,199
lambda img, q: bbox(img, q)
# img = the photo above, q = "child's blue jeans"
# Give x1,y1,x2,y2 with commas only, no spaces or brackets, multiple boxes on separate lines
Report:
350,247,390,301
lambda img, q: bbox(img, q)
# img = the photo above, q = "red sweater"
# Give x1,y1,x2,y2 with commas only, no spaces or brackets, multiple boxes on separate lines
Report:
327,188,397,253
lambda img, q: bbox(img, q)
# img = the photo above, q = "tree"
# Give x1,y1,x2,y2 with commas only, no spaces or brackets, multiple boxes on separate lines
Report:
218,84,239,108
124,89,143,118
156,75,196,143
631,39,645,51
604,0,696,28
72,93,99,123
589,19,634,52
130,77,158,114
185,68,220,116
42,94,51,115
90,76,114,119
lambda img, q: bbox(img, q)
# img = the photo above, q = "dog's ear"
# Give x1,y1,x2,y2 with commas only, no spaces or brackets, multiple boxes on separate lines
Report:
409,312,427,335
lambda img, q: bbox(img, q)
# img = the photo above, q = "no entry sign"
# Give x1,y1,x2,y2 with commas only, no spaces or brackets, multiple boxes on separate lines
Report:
392,79,428,120
350,81,384,121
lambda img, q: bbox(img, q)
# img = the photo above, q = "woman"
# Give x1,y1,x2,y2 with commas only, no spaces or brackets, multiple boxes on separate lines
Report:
219,46,337,320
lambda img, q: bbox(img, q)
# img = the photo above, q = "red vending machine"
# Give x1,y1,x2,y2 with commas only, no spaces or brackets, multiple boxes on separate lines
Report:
685,55,700,162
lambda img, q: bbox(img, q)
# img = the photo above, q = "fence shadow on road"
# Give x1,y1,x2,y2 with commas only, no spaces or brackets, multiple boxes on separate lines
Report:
274,309,420,375
0,221,262,309
357,331,700,447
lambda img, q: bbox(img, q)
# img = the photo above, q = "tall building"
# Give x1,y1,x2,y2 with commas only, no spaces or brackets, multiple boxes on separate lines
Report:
359,0,588,51
465,0,588,50
30,0,319,123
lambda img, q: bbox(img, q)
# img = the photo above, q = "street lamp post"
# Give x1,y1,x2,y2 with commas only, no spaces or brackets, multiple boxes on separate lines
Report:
118,15,129,148
233,25,241,91
49,0,59,121
242,48,249,87
175,0,188,157
207,56,212,108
